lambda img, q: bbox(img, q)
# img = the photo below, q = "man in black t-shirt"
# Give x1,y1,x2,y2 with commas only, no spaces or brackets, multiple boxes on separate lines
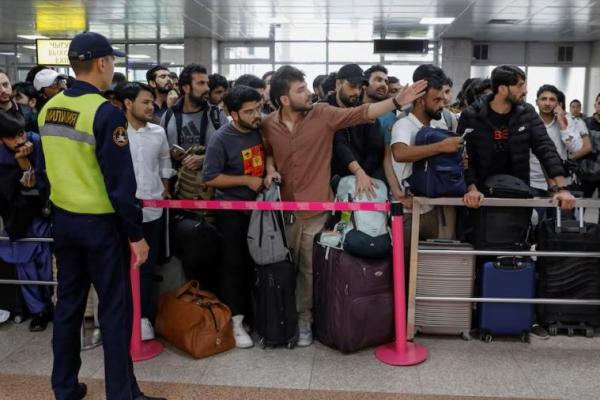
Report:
203,85,265,350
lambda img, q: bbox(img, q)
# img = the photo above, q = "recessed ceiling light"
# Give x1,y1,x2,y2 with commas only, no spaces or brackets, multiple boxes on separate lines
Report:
160,44,184,50
128,54,151,59
419,17,455,25
22,45,37,50
264,16,290,24
17,34,49,40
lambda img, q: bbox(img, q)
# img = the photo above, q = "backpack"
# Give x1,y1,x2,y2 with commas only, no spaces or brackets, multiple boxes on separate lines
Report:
407,126,466,198
326,175,391,259
578,129,600,182
247,183,291,266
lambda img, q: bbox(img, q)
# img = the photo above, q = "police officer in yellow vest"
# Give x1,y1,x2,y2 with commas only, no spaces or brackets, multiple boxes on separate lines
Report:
39,32,165,400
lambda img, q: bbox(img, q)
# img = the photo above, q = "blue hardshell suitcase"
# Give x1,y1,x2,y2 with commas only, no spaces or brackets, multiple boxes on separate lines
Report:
478,257,535,342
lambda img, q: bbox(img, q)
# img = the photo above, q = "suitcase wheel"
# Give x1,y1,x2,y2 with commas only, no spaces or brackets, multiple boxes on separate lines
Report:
13,314,25,324
286,341,296,349
483,333,493,343
520,332,530,343
567,328,574,337
549,326,558,336
585,327,595,338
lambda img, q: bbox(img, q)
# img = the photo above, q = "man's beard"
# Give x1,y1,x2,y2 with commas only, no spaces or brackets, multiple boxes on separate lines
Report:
338,91,360,107
156,82,173,94
132,109,153,125
188,90,208,107
425,107,443,121
368,87,387,102
508,92,525,106
290,98,313,112
238,116,261,131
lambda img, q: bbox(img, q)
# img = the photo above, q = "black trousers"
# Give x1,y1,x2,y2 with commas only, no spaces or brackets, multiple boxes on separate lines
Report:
51,208,140,400
140,217,162,320
216,210,254,317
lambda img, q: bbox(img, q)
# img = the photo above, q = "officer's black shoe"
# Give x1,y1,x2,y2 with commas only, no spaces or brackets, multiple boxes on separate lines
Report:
74,383,87,399
29,309,52,332
134,395,166,400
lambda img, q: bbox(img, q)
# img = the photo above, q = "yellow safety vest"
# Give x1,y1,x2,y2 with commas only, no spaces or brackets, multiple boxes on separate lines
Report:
38,92,115,214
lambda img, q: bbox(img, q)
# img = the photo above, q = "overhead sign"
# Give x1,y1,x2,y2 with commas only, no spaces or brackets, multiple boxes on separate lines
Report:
35,0,86,34
36,39,71,66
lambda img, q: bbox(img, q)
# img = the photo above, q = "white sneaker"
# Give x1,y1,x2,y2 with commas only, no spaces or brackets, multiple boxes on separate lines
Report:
141,318,155,341
297,319,313,347
232,315,253,348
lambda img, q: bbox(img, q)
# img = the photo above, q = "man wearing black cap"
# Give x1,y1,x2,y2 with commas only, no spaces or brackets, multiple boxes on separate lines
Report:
38,31,164,400
325,64,384,197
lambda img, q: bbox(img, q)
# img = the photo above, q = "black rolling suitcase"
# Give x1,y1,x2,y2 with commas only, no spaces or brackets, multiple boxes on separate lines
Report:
253,261,298,348
537,207,600,337
0,259,29,323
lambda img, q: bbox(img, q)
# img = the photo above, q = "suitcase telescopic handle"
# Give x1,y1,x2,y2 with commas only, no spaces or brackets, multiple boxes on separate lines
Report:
555,206,585,234
494,256,525,269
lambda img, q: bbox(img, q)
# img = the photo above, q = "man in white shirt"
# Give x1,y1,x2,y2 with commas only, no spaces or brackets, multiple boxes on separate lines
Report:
117,82,174,340
390,64,463,257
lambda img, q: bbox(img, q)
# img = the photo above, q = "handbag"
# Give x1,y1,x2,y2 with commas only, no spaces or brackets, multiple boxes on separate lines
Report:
155,280,235,358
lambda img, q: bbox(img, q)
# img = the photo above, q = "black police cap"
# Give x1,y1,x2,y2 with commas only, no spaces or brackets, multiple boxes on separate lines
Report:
68,32,126,61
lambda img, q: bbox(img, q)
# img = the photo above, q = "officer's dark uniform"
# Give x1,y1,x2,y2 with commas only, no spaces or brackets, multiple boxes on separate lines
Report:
39,32,163,400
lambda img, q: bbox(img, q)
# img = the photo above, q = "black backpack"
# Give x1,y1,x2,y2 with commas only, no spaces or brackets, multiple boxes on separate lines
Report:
471,174,534,250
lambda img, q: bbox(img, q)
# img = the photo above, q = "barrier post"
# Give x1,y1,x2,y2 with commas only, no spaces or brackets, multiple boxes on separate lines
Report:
130,251,163,361
375,201,428,366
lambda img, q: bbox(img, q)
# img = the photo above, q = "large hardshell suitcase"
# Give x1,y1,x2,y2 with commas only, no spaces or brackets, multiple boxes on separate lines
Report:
536,209,600,334
415,240,475,339
313,243,394,353
478,257,535,342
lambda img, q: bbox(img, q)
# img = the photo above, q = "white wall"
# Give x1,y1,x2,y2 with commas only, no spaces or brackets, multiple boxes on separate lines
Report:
184,38,218,73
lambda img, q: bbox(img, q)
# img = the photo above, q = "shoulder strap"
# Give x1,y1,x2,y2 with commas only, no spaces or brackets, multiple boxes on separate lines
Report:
199,108,209,145
175,111,183,145
443,108,453,131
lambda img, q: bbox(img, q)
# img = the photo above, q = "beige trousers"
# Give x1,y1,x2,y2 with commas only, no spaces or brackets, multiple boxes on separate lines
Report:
285,212,329,324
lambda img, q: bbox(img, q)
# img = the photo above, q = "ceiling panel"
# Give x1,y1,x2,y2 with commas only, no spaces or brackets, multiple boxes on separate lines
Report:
0,0,599,43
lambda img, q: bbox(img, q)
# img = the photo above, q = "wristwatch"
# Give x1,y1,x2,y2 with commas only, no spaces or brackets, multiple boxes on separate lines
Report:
392,96,402,111
548,185,568,193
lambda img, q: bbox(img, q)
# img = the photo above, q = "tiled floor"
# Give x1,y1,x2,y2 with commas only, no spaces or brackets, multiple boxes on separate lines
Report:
1,321,598,399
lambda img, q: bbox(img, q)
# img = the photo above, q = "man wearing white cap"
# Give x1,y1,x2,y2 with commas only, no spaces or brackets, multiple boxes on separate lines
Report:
33,69,67,107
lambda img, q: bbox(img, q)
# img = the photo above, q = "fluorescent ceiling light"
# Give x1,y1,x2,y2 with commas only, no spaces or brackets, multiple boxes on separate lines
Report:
23,45,37,50
17,34,49,40
128,54,151,59
428,43,435,49
264,16,290,24
160,44,184,50
419,17,455,25
0,52,15,56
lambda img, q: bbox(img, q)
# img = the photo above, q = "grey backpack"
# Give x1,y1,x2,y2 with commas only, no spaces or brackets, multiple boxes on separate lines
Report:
247,184,291,265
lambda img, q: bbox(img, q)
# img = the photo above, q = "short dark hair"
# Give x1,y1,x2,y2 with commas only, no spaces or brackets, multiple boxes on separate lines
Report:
313,74,327,89
444,76,453,87
270,65,306,108
169,71,178,80
116,82,155,104
146,65,169,83
112,72,127,85
223,85,263,114
412,64,447,92
491,65,526,94
570,99,581,106
558,90,566,108
0,111,25,139
262,71,275,81
364,64,388,80
321,72,337,94
209,73,229,92
536,84,560,100
388,76,399,85
12,82,39,100
596,93,600,102
235,74,266,90
178,64,208,93
465,78,492,106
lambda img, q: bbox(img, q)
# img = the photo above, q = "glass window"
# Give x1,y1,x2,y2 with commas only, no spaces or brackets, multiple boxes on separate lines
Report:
17,45,37,65
383,52,434,63
275,42,326,63
159,44,184,66
385,65,420,84
113,44,126,68
328,21,374,41
127,44,158,65
220,64,274,81
328,42,380,63
223,46,270,60
525,66,586,107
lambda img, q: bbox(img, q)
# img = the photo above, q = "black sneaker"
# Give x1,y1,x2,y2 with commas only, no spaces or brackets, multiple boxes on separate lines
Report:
530,324,550,340
29,309,52,332
75,383,87,400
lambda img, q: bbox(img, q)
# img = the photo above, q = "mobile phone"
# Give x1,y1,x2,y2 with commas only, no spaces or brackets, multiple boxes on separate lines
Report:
171,144,185,155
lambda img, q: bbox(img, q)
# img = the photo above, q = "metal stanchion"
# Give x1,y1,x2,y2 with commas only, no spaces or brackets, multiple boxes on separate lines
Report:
375,202,428,366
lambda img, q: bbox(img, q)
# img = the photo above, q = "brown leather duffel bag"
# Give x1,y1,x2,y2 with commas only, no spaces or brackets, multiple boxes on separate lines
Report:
155,280,235,358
